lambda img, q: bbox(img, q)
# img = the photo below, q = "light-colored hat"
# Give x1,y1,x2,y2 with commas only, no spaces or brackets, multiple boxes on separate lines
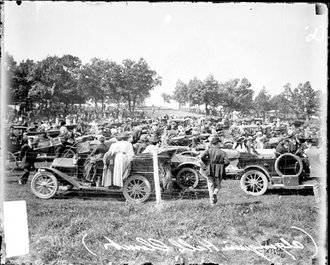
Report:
139,134,148,141
149,135,159,144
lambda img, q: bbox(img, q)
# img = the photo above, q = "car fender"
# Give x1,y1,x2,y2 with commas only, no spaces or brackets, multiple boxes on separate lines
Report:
176,162,201,170
37,167,82,188
242,165,271,181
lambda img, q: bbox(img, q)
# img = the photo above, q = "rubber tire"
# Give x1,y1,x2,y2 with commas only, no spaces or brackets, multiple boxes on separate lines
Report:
240,170,268,196
6,152,17,172
176,167,199,189
274,153,303,177
31,171,59,199
123,175,151,203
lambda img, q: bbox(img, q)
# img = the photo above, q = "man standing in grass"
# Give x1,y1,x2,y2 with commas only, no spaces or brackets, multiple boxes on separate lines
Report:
18,137,37,185
200,136,230,206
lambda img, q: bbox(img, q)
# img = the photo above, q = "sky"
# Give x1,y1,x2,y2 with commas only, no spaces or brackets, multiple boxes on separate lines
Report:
3,2,328,107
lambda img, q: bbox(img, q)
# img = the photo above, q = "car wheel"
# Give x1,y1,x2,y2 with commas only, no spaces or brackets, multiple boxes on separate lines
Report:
63,149,75,158
5,152,17,172
176,167,199,189
123,175,151,203
240,170,268,196
31,171,59,199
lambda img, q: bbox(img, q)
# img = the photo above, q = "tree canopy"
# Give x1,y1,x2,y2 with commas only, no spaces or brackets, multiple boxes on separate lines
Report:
7,53,161,114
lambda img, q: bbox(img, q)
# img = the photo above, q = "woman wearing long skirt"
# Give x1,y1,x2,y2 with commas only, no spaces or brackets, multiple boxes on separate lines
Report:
106,132,134,187
102,138,118,187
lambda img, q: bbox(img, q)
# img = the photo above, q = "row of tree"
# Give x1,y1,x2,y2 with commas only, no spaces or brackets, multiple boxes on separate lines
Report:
167,76,321,119
5,53,161,114
5,52,321,120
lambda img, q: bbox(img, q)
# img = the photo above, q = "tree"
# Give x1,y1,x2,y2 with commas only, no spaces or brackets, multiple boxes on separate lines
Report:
202,75,221,115
277,82,318,120
186,75,221,115
269,93,287,117
161,92,171,104
172,79,188,107
102,60,123,105
58,55,84,106
4,53,18,104
78,58,109,111
118,58,161,113
221,78,254,115
28,56,64,110
253,87,271,118
11,59,35,110
187,77,204,111
295,82,318,119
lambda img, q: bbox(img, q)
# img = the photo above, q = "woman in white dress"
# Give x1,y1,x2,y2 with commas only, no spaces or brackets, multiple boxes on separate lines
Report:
108,132,134,187
102,137,118,187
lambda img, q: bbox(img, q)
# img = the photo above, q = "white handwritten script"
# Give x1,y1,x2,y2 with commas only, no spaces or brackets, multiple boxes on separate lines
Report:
82,226,317,262
305,25,326,42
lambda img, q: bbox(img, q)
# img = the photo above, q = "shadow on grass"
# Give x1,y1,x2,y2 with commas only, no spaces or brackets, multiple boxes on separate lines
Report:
265,187,314,196
52,187,211,202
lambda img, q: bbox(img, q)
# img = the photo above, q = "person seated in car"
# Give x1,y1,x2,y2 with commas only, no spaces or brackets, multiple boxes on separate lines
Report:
163,122,179,145
55,120,70,158
143,135,160,154
275,139,291,157
133,134,149,154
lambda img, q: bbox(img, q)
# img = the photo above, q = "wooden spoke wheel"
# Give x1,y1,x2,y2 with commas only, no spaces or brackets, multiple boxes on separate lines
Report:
31,171,59,199
5,152,18,172
176,167,199,189
240,170,268,196
123,175,151,203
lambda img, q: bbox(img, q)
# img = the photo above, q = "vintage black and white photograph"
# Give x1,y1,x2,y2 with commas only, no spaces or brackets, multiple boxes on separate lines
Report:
0,2,328,265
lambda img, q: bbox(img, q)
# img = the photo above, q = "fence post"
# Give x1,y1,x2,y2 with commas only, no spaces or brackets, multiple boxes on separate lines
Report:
152,150,162,205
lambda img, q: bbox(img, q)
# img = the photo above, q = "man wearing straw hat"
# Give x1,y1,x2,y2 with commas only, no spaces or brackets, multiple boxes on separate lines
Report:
200,136,230,206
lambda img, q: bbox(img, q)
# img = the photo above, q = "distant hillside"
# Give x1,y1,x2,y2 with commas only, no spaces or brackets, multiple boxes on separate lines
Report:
143,107,204,118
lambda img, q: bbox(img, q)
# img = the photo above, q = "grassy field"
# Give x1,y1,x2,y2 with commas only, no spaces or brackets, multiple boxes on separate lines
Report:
3,170,323,265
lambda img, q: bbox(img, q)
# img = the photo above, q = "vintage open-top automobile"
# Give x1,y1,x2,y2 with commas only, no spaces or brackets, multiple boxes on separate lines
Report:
236,149,314,196
30,146,202,202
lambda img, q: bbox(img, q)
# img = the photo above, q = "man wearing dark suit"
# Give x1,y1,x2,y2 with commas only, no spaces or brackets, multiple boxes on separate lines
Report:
200,136,230,206
18,137,37,185
275,139,290,157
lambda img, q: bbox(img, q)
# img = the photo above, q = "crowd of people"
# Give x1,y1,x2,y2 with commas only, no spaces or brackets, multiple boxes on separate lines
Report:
7,104,146,129
14,108,323,206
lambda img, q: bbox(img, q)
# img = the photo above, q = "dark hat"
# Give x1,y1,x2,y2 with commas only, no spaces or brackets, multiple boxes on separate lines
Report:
118,131,130,140
211,136,221,144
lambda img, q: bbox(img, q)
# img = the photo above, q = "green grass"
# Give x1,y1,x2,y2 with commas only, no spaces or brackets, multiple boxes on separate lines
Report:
4,172,321,265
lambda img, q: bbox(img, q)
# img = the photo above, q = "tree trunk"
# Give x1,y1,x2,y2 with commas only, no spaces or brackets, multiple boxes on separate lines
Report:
205,103,208,116
101,98,104,117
